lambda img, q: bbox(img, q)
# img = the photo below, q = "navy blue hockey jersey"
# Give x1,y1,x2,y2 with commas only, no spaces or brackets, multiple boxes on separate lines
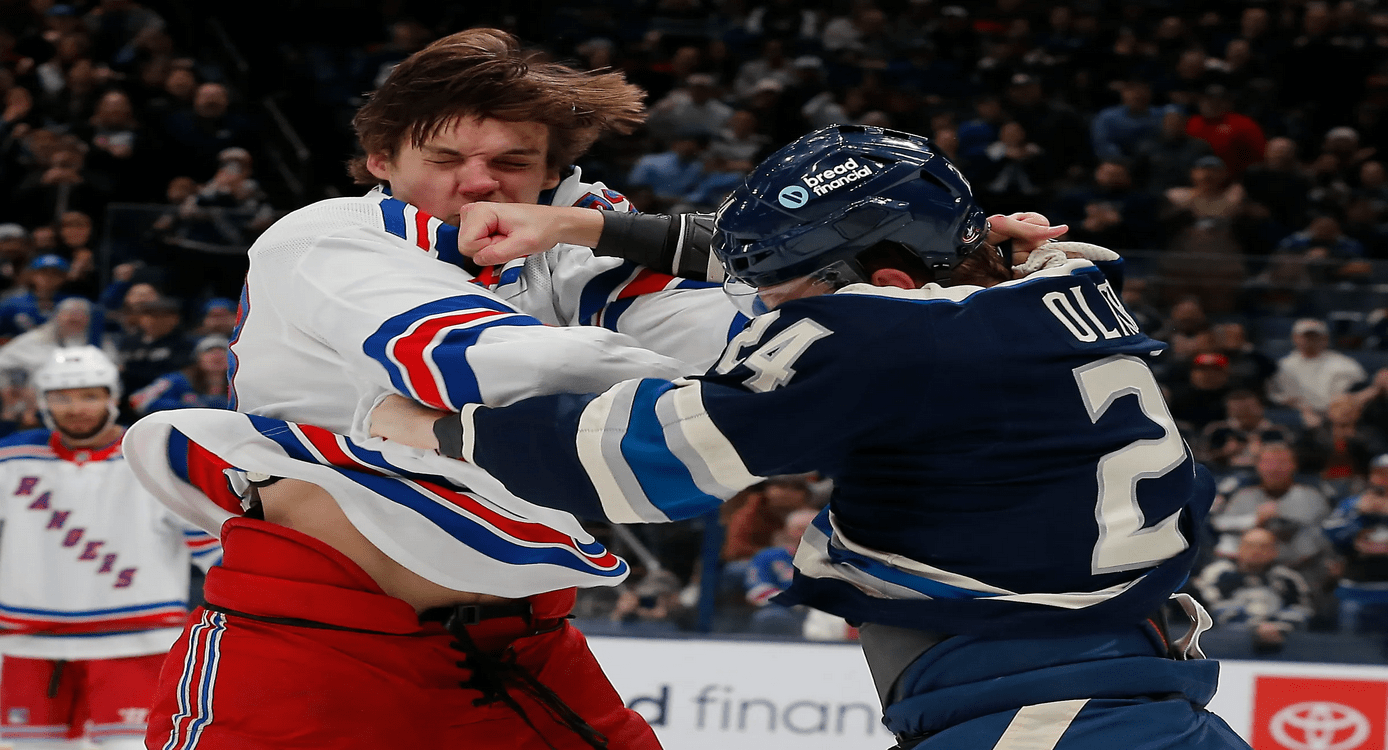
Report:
461,258,1214,634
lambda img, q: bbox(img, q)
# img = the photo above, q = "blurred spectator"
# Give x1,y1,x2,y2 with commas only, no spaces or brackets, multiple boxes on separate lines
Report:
1268,318,1368,422
1090,80,1170,162
160,82,254,180
1135,106,1214,193
1051,158,1159,248
646,73,733,142
1324,456,1388,635
744,508,816,635
1200,390,1298,474
972,121,1053,215
1241,137,1313,238
194,297,237,337
1210,442,1333,582
625,136,706,207
820,3,893,65
0,296,103,385
54,209,95,294
707,110,770,170
1213,322,1276,395
114,295,191,395
1118,277,1162,335
127,333,229,415
1003,73,1090,179
732,39,795,100
1185,84,1265,178
1162,155,1246,229
610,568,684,629
1169,352,1234,435
1155,296,1211,365
1196,527,1314,652
194,147,268,214
0,253,71,340
744,0,818,44
9,140,111,227
721,477,813,562
1273,215,1371,284
1295,395,1384,496
0,223,31,292
957,94,1006,165
77,88,155,199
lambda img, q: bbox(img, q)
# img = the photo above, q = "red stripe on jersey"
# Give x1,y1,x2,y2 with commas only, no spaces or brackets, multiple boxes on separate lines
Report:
414,210,432,250
184,441,243,515
0,610,189,635
296,424,385,475
419,481,622,567
294,424,613,563
472,265,501,288
615,268,677,301
389,309,510,409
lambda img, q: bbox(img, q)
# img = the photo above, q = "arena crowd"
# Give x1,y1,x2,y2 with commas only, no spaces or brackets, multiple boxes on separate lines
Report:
1,0,1388,657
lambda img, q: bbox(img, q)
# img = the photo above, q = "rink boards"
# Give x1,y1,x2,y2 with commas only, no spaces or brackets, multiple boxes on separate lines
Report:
589,635,1388,750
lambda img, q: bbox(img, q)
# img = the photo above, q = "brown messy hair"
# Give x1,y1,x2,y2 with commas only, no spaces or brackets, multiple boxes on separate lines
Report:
347,28,646,184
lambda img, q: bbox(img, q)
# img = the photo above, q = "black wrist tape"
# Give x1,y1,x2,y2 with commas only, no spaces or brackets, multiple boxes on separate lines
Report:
433,414,465,459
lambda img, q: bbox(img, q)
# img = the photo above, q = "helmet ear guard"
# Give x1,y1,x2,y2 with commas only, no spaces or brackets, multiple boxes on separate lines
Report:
713,125,991,291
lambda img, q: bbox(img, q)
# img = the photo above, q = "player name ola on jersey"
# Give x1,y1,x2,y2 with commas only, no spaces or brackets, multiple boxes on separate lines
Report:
1041,277,1143,344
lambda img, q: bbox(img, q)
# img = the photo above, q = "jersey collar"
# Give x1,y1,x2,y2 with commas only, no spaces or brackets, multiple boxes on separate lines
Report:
49,428,124,465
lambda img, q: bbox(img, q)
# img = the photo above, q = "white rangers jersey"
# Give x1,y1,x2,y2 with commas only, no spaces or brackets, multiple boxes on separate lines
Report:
123,171,742,599
227,169,744,433
0,429,221,660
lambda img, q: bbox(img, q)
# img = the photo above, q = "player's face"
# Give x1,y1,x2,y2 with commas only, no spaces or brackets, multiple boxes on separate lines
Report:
367,117,562,224
45,386,112,440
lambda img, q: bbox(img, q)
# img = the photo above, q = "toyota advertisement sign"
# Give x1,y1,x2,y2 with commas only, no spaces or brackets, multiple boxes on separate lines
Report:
586,637,1388,750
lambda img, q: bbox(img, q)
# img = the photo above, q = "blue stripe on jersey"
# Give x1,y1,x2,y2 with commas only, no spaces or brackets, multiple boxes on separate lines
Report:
361,295,542,410
578,264,640,325
620,379,719,520
379,199,408,239
498,266,523,286
0,600,188,617
824,542,1000,601
0,429,51,448
598,296,638,331
243,414,463,490
343,469,627,576
727,312,751,340
434,223,465,267
167,428,191,484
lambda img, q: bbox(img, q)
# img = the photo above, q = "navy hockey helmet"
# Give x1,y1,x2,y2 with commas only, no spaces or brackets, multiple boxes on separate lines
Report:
712,125,989,290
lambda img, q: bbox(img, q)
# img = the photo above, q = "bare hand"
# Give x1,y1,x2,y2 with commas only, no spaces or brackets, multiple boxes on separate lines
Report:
458,203,604,266
369,394,448,451
1255,500,1281,526
986,212,1068,265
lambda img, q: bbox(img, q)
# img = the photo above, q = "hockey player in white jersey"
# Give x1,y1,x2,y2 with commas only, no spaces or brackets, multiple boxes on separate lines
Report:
0,347,220,750
119,28,744,750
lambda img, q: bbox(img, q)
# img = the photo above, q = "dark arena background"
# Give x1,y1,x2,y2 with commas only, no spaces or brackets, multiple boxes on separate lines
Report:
1,1,1388,748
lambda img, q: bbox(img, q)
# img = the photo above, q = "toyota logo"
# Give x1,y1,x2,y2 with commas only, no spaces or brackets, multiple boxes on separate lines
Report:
1270,701,1372,750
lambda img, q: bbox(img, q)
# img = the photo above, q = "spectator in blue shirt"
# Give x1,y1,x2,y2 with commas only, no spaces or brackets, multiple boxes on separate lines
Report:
744,508,817,635
127,333,230,415
0,254,72,341
1323,455,1388,635
625,135,708,209
1091,80,1172,162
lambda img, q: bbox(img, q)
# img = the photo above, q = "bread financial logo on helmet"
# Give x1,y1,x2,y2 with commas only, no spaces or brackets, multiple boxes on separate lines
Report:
800,157,874,197
777,185,809,209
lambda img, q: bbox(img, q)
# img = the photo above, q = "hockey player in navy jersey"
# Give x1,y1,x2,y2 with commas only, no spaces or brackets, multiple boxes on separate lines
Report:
369,125,1253,750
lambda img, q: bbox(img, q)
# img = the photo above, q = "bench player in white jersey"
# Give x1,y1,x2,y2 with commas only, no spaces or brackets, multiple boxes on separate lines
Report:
119,28,746,750
0,347,220,750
